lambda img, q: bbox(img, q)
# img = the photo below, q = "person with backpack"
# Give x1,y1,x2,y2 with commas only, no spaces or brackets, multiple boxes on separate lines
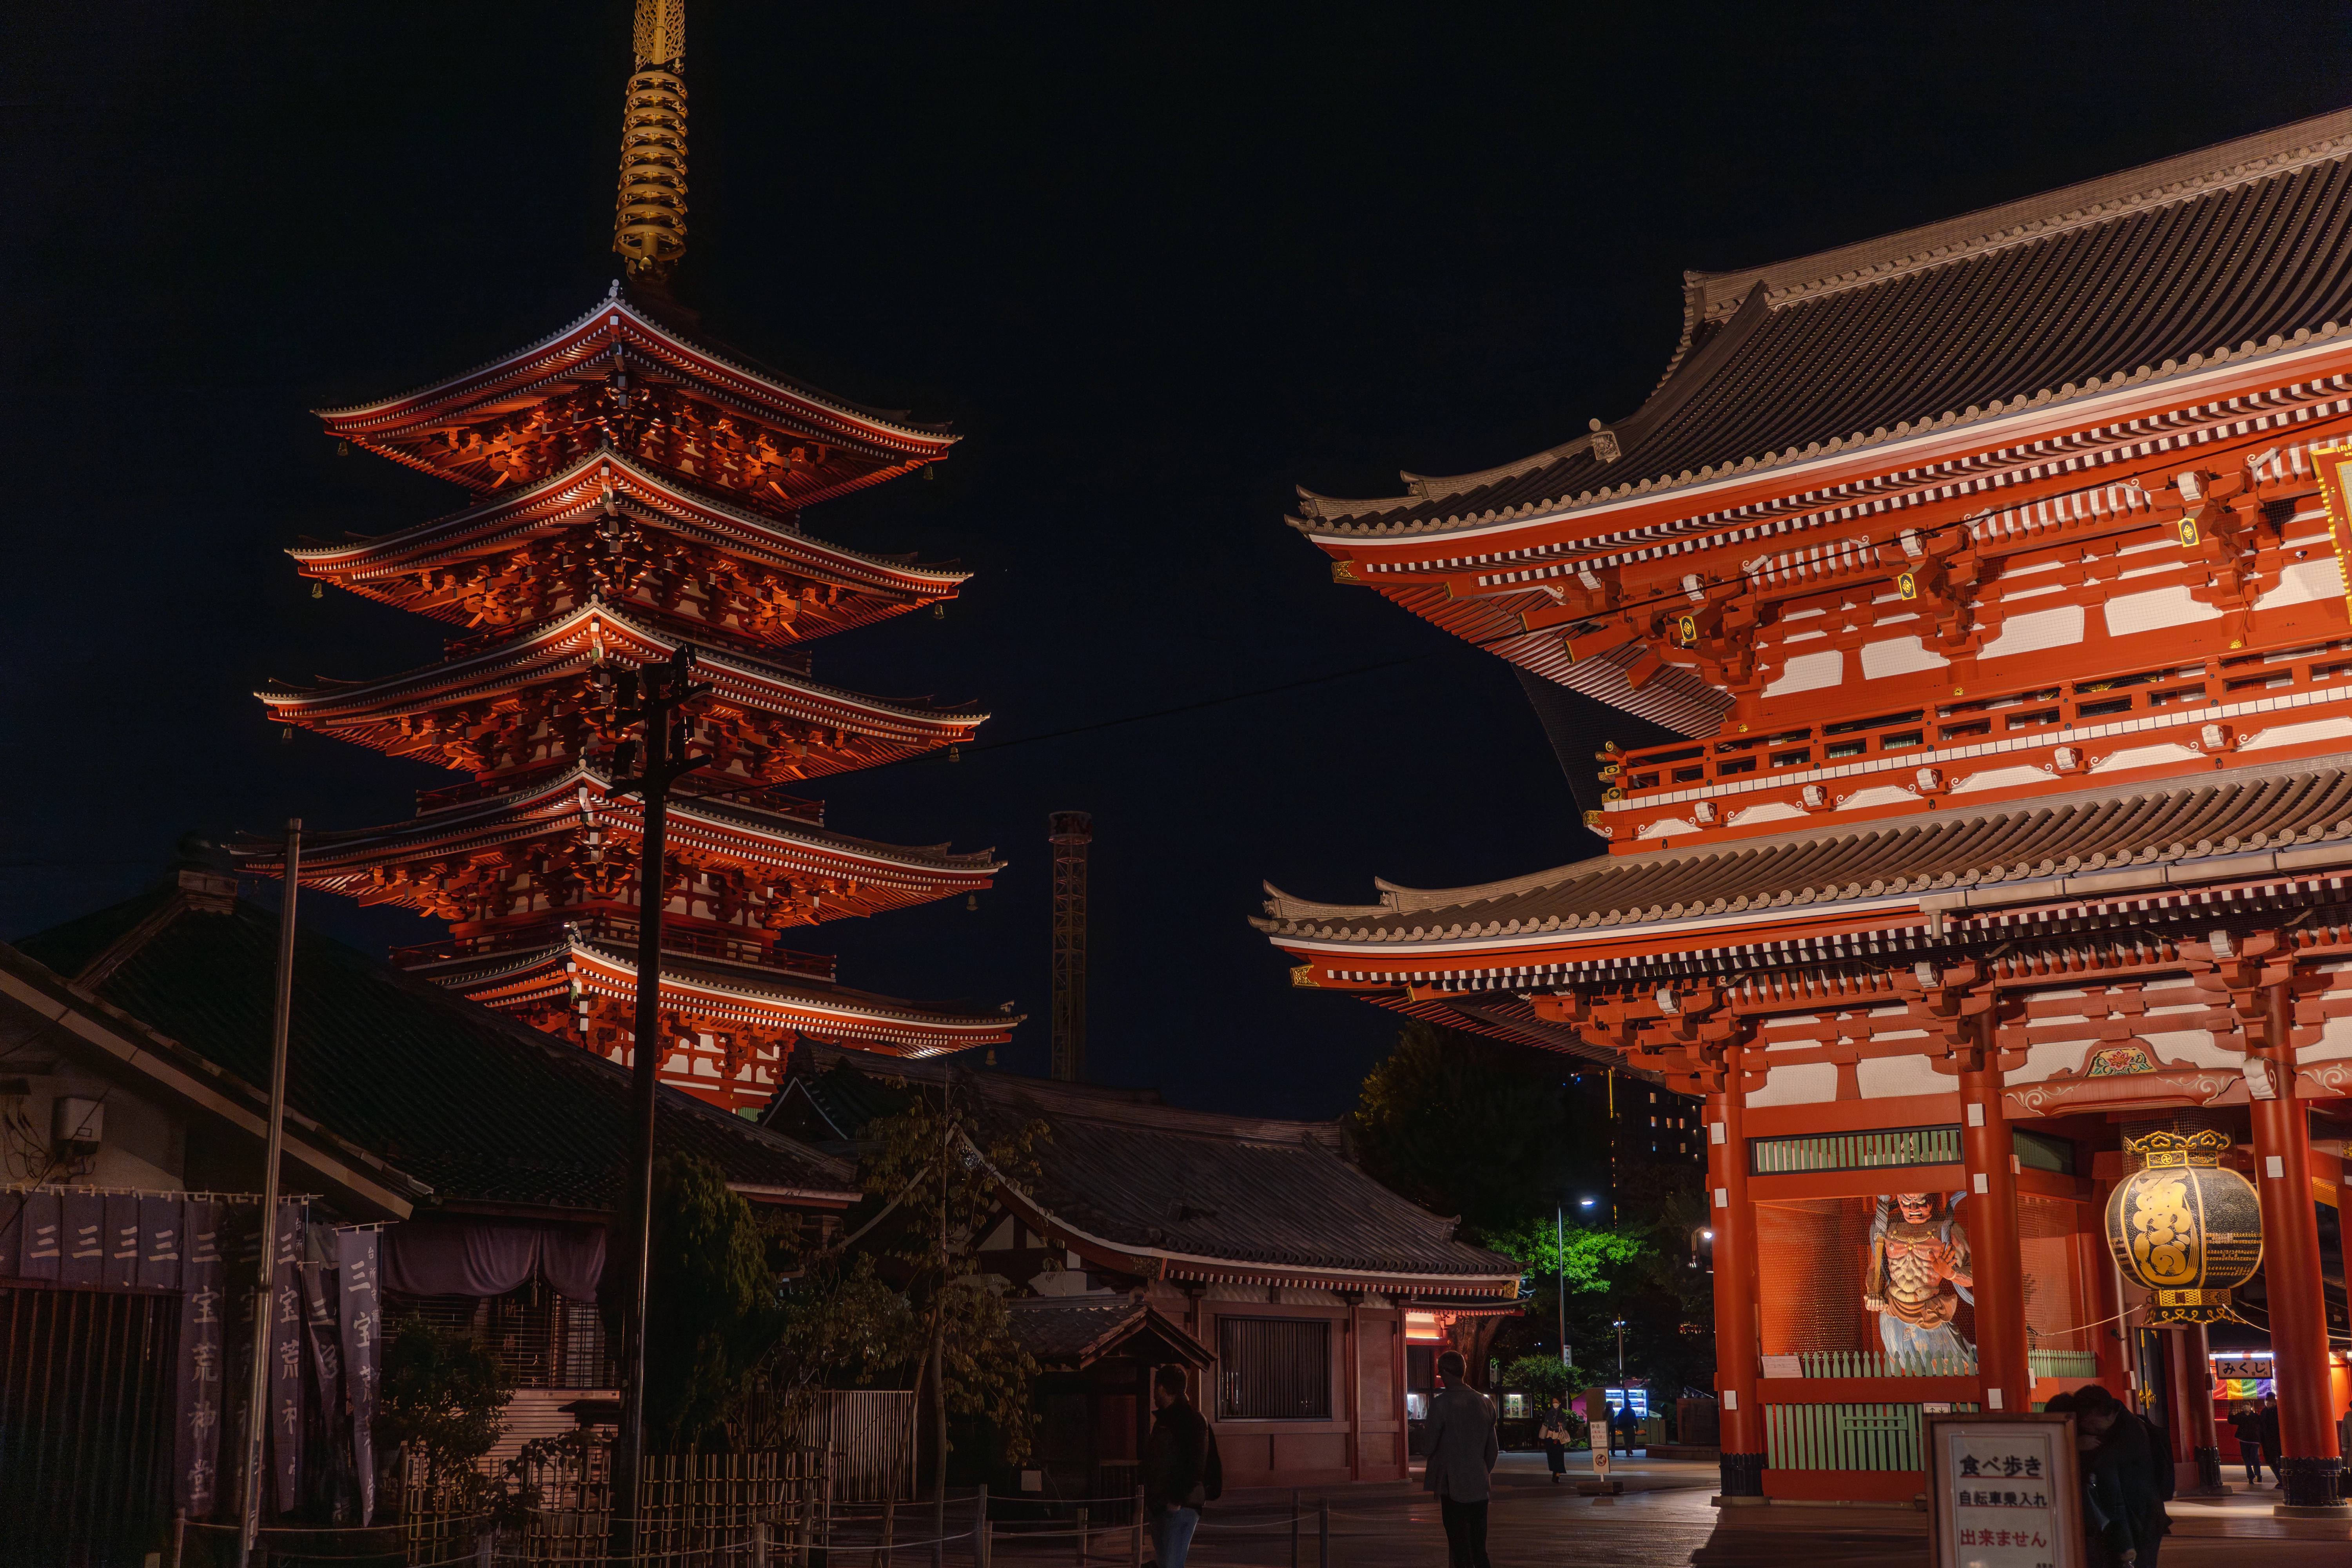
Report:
1143,1365,1221,1568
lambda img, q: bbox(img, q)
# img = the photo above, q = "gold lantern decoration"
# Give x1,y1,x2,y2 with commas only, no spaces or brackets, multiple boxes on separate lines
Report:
2103,1129,2263,1325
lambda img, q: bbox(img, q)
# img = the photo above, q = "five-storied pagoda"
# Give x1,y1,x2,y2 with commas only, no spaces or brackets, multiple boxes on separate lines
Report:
1262,113,2352,1508
240,0,1014,1113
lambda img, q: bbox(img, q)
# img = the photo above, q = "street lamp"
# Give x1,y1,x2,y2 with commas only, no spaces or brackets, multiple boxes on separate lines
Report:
1688,1225,1714,1271
1612,1318,1628,1381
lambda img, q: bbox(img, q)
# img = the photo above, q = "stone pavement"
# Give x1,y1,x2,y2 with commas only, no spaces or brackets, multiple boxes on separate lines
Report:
1101,1451,2352,1567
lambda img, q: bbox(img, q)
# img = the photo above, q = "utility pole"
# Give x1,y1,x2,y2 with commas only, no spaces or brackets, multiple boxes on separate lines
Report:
608,648,709,1566
1556,1205,1569,1369
237,819,300,1568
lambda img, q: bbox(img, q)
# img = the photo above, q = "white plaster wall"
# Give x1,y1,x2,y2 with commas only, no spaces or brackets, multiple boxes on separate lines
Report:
1744,1062,1839,1107
2300,1013,2352,1065
1859,1055,1951,1099
2140,1030,2247,1069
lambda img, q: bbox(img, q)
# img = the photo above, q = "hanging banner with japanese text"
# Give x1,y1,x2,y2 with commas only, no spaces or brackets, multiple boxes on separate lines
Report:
172,1200,227,1516
1927,1413,2082,1568
270,1201,305,1512
336,1227,381,1526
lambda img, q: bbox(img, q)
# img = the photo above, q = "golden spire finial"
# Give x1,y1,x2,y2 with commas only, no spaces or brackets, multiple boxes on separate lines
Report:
614,0,688,279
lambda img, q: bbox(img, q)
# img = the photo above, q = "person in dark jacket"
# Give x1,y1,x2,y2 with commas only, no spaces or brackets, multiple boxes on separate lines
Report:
2229,1405,2267,1485
1421,1351,1499,1568
2077,1387,2166,1568
2258,1395,2282,1486
1142,1365,1220,1568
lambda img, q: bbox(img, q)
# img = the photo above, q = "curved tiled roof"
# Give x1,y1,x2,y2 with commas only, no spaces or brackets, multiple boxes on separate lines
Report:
13,887,858,1212
779,1047,1520,1289
1305,107,2352,536
1257,754,2352,942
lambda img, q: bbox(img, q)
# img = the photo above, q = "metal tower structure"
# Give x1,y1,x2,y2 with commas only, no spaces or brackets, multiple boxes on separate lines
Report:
1048,811,1093,1082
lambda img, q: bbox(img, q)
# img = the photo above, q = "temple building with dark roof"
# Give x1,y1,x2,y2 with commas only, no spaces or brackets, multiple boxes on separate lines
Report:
768,1043,1522,1496
1262,109,2352,1510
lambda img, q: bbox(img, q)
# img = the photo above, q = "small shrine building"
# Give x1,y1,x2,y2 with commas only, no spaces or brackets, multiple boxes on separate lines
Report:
238,0,1016,1110
1260,111,2352,1510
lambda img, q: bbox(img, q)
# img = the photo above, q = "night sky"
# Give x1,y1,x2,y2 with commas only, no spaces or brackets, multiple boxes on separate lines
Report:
8,3,2352,1118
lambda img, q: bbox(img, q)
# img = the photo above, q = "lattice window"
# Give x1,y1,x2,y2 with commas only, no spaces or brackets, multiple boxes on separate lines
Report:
1218,1318,1331,1421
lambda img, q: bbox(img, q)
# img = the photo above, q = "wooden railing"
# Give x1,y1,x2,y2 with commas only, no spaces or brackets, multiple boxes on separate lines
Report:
1780,1348,2097,1380
1751,1126,1963,1174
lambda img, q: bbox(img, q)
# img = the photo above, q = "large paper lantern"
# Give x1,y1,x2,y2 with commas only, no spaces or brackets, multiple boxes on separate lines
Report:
2103,1129,2263,1325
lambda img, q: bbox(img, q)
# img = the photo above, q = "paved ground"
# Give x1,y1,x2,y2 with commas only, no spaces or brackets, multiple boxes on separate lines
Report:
956,1451,2352,1567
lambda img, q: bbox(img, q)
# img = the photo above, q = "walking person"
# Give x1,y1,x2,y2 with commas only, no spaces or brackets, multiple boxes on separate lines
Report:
1142,1365,1221,1568
2229,1405,2266,1485
2258,1394,2282,1488
1422,1350,1498,1568
1539,1395,1571,1483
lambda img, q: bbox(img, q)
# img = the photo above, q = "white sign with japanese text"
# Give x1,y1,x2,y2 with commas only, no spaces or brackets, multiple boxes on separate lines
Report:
1927,1414,2082,1568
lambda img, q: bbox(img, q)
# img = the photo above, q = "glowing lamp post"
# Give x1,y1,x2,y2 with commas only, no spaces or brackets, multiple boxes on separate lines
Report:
2103,1129,2263,1325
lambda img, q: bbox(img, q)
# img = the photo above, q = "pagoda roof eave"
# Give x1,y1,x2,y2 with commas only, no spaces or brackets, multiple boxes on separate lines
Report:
315,292,957,450
229,762,1004,882
415,938,1019,1053
290,446,970,594
255,596,989,737
1258,749,2352,966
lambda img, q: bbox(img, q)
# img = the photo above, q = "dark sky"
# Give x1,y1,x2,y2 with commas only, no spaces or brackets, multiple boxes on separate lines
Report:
7,2,2352,1118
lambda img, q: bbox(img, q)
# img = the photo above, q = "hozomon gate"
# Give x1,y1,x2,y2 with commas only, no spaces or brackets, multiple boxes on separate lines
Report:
237,0,1016,1110
1259,111,2352,1509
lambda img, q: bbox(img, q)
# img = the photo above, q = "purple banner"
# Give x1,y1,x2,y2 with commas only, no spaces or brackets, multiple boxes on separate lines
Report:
140,1195,182,1290
301,1245,345,1468
20,1188,61,1279
337,1228,381,1525
107,1193,140,1289
60,1191,103,1287
219,1202,263,1528
173,1200,227,1517
270,1202,304,1512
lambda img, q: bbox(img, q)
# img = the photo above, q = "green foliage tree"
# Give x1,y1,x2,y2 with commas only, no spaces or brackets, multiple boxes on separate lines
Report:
1348,1022,1581,1239
376,1312,512,1500
642,1153,786,1452
1499,1354,1590,1409
859,1082,1048,1483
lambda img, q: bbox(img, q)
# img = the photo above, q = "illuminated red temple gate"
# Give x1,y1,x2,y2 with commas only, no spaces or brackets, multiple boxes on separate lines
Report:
240,2,1015,1112
1262,113,2352,1509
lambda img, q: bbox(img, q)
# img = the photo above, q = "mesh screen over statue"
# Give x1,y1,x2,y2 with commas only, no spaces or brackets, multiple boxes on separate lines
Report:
1863,1192,1974,1364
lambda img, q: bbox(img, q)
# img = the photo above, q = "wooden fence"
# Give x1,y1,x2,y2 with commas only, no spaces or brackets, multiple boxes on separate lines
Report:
774,1390,918,1504
401,1445,833,1566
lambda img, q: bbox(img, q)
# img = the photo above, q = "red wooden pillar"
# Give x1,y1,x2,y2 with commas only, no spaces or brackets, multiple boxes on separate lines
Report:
1960,1010,2029,1414
2254,980,2346,1510
1707,1039,1764,1499
2167,1324,2224,1493
2080,1193,2130,1397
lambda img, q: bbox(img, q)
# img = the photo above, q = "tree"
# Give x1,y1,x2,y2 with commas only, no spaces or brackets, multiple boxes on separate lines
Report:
1499,1354,1590,1408
858,1079,1048,1502
376,1312,512,1501
641,1153,786,1452
1348,1022,1584,1240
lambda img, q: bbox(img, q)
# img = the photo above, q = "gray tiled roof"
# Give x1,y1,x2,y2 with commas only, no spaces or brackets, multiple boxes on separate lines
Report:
15,885,858,1213
1258,754,2352,942
1303,108,2352,535
782,1046,1521,1290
